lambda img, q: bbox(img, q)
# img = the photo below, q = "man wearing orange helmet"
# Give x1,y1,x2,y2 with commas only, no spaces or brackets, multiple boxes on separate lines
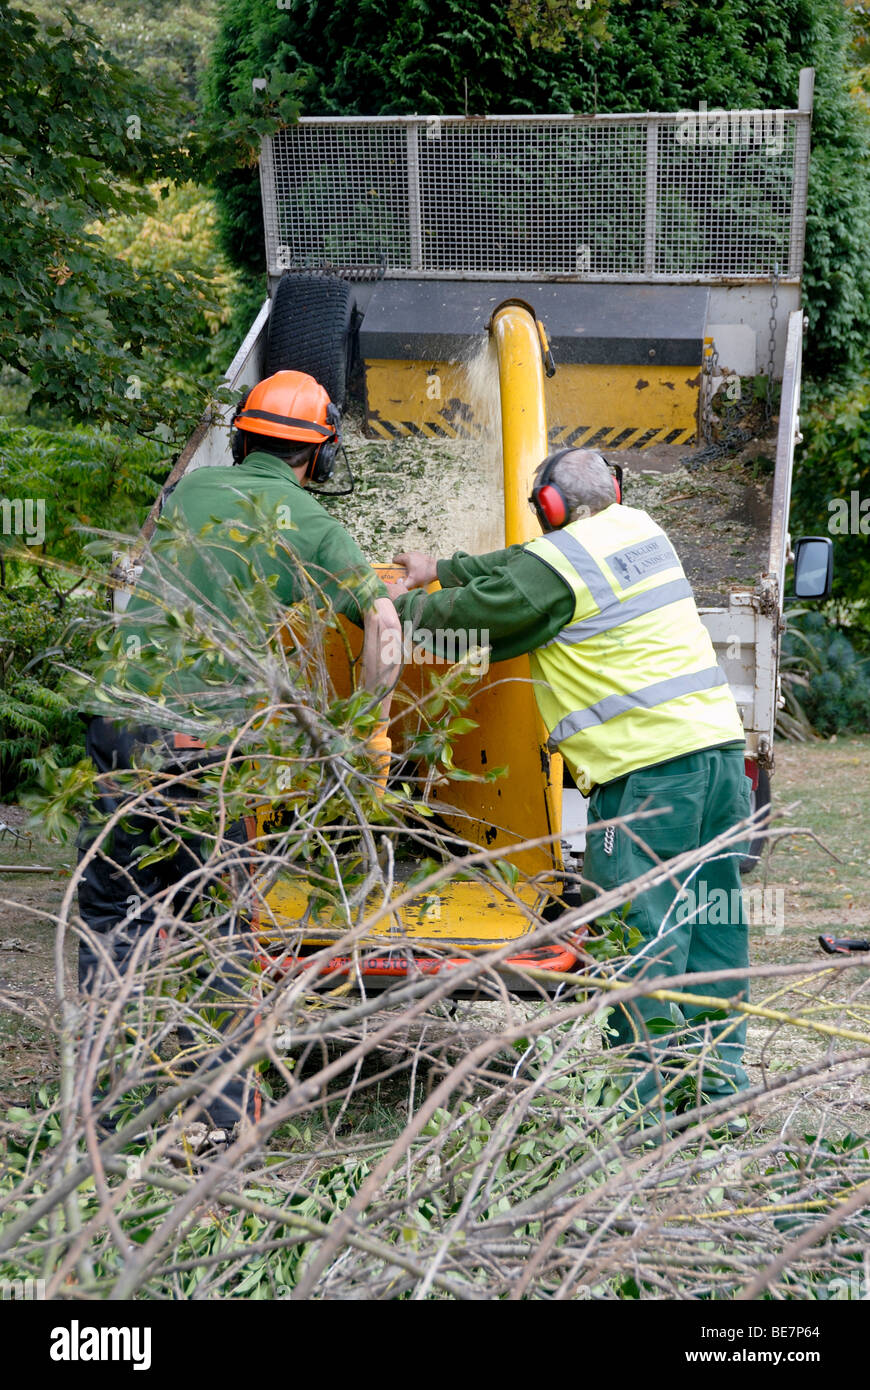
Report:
76,370,402,1137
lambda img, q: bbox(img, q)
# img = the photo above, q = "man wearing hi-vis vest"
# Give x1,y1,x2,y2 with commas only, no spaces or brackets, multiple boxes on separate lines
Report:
394,448,752,1127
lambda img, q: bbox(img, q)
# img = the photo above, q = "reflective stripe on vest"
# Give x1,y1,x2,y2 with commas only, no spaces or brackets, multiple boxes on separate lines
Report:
543,576,695,645
548,664,728,746
541,529,616,610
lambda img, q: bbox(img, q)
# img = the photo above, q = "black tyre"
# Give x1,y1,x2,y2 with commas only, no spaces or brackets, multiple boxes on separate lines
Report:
740,764,771,875
265,273,354,409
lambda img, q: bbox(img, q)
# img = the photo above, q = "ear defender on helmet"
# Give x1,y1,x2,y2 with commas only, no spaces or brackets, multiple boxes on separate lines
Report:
230,393,249,465
307,402,341,484
530,451,623,530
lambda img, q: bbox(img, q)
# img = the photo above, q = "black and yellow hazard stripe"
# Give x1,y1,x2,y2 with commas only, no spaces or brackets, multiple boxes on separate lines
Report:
547,423,696,450
368,419,457,440
363,359,701,449
369,418,695,447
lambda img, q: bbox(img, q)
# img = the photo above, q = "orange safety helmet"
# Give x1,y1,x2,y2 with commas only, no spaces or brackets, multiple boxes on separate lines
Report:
232,370,340,481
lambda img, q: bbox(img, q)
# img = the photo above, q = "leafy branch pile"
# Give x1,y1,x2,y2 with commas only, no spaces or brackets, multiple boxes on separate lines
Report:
0,550,867,1299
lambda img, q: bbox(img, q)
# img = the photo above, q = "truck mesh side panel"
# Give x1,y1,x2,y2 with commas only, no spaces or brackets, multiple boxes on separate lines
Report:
260,113,809,283
264,124,411,272
416,123,646,275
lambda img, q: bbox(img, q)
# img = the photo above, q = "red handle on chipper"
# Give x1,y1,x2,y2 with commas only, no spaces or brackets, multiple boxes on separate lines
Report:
819,934,870,955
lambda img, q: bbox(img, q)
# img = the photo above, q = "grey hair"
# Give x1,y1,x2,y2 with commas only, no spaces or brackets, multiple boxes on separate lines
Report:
546,450,617,521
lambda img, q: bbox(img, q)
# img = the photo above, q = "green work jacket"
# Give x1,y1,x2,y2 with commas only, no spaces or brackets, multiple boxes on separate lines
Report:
110,452,386,716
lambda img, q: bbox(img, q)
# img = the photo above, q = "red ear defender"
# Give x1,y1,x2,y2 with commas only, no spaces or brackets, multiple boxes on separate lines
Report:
530,451,622,530
536,483,569,528
606,459,623,504
530,448,575,532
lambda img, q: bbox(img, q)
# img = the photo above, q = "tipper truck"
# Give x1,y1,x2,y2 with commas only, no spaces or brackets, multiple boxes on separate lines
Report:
119,69,832,990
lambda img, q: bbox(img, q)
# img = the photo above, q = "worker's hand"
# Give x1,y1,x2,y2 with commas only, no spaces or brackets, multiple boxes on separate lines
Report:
367,720,392,799
383,580,409,600
393,550,437,589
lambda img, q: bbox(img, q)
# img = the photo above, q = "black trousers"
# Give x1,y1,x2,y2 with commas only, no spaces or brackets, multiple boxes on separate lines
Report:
76,716,259,1127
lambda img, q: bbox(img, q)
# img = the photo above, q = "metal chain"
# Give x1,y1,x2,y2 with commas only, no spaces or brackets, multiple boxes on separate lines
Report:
764,263,779,423
701,336,720,445
686,271,778,468
686,336,756,469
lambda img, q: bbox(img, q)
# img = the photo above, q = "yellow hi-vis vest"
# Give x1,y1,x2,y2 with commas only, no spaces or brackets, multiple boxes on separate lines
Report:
525,504,744,794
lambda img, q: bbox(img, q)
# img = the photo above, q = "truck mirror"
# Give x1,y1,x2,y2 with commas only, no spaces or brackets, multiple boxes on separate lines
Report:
792,536,833,600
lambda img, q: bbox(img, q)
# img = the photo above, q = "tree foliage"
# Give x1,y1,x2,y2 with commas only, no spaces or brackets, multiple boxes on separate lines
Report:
790,370,870,628
0,421,169,792
0,6,215,435
88,181,243,377
781,611,870,734
0,421,166,566
0,5,294,437
0,586,91,793
12,0,219,100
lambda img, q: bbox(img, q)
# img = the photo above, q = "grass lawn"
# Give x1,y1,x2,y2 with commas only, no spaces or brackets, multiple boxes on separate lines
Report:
743,734,870,1132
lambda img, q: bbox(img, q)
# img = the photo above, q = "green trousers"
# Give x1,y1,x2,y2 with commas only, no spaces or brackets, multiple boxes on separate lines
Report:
583,744,752,1111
